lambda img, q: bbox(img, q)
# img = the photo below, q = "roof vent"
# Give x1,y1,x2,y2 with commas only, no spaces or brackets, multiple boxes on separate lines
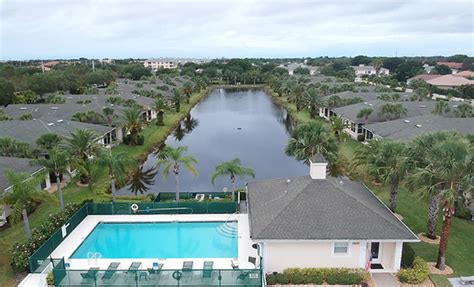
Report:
20,107,27,110
57,119,64,123
47,123,54,126
51,107,58,110
368,103,373,106
403,120,410,123
286,179,291,184
415,124,422,128
419,105,426,108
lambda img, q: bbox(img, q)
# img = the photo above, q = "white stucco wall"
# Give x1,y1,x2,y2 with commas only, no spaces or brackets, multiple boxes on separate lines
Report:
264,241,361,273
381,242,395,270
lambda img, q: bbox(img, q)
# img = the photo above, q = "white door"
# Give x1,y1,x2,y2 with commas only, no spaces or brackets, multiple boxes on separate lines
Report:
370,242,382,264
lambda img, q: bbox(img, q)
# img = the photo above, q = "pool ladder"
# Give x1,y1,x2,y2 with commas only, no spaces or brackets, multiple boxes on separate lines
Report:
87,252,102,266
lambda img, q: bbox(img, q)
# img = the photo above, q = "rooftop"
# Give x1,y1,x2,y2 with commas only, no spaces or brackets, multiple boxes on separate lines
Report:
426,74,474,87
0,156,44,190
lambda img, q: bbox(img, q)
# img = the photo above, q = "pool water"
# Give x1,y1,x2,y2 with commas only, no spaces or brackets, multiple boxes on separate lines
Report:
71,222,238,259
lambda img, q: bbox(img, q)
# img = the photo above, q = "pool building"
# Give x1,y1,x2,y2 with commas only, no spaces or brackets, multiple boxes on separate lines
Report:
23,154,417,286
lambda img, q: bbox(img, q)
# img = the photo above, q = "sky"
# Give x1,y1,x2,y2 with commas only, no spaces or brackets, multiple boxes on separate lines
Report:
0,0,473,60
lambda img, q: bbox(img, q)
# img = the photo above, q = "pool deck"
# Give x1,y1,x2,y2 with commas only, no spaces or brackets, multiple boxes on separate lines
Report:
51,213,257,270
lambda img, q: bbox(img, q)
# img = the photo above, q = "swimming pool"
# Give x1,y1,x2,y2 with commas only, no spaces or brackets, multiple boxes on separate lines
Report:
71,221,238,259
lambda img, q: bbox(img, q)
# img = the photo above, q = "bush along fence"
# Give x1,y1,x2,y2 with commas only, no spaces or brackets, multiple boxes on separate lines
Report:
266,268,368,286
14,201,238,274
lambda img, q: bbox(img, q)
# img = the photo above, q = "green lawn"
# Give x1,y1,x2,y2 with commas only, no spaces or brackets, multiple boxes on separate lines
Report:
0,88,211,286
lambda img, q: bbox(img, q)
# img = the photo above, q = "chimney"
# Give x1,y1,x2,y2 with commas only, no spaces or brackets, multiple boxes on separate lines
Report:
309,154,328,179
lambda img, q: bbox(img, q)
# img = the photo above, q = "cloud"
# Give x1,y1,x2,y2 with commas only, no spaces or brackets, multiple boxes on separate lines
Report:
0,0,472,59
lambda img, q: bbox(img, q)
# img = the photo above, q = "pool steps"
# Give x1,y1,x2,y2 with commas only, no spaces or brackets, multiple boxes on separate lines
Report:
216,222,238,238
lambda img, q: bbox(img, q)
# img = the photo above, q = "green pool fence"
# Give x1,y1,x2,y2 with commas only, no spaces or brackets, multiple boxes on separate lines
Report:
28,201,238,273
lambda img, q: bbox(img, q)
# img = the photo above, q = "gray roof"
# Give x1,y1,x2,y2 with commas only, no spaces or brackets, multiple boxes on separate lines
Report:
0,157,44,190
4,103,119,121
331,100,457,124
326,91,411,103
364,115,474,142
0,119,113,146
247,175,418,240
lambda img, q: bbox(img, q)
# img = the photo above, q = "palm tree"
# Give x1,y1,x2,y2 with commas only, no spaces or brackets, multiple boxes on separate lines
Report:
97,149,136,201
123,107,143,145
33,148,69,209
172,89,182,112
372,58,384,74
36,133,62,150
64,129,101,184
1,170,47,239
329,116,348,141
454,103,472,118
157,146,198,201
183,81,193,104
127,166,157,195
102,107,115,127
153,98,168,126
432,101,450,115
291,84,305,112
303,88,325,118
408,138,472,270
285,121,338,166
0,137,32,158
356,108,373,124
355,140,407,212
211,158,255,201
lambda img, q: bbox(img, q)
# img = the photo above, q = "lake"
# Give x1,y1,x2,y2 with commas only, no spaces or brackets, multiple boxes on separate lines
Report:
119,88,308,195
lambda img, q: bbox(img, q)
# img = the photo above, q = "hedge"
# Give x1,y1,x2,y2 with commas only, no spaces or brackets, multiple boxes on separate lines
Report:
10,201,90,273
266,268,367,285
397,257,429,284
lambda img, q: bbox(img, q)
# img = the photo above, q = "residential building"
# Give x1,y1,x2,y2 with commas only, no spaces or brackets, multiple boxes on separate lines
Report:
352,65,389,77
454,70,474,78
426,74,474,89
406,74,441,85
144,58,178,70
247,154,418,273
436,61,463,70
363,115,474,142
0,157,50,226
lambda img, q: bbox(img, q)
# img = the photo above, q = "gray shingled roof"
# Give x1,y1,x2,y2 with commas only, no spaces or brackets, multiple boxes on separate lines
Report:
0,119,113,146
364,115,474,142
326,91,411,103
247,175,418,240
0,157,44,190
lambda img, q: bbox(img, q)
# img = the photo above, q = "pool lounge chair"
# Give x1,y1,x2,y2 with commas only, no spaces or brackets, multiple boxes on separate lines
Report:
126,262,141,274
148,263,163,275
101,262,120,280
80,267,99,284
202,261,213,278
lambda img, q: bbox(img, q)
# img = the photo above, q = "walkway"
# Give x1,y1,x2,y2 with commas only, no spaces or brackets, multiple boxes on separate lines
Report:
372,273,400,287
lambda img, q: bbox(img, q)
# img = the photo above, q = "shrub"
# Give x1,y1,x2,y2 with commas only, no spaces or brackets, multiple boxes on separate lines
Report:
398,257,429,284
47,272,54,285
401,243,415,268
267,268,365,285
137,135,145,145
326,272,364,285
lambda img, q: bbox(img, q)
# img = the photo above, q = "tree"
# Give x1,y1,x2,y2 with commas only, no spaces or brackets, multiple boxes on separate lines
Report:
123,107,144,145
153,98,168,126
379,103,407,120
97,149,136,201
432,65,452,75
0,137,32,157
414,87,430,101
33,148,69,209
355,140,408,212
356,108,373,124
372,58,384,74
64,129,101,184
329,116,348,141
432,101,450,115
172,89,182,112
303,88,325,118
0,79,15,106
285,121,339,166
454,103,472,118
13,90,37,104
157,146,198,201
211,158,255,201
127,166,157,195
102,107,115,127
1,170,47,239
351,55,372,66
36,133,62,151
394,60,424,82
182,81,193,104
407,138,472,270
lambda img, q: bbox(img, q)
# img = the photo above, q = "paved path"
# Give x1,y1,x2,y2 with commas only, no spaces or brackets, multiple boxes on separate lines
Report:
372,273,400,287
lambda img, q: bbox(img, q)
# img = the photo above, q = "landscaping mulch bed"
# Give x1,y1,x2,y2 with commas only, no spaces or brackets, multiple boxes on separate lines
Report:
417,233,440,245
427,262,453,275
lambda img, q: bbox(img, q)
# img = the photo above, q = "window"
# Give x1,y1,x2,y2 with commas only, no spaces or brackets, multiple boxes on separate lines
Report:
333,242,349,254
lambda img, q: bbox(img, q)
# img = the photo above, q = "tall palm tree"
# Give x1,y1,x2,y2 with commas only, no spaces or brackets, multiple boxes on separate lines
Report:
408,138,472,270
123,107,143,145
1,170,47,239
172,89,182,112
157,146,198,201
64,129,101,184
356,108,373,124
183,81,193,104
303,88,325,118
291,84,305,112
329,116,348,141
355,140,407,212
285,121,338,166
432,101,450,115
153,98,168,126
127,166,157,195
102,107,115,127
33,148,69,209
211,158,255,201
97,149,136,201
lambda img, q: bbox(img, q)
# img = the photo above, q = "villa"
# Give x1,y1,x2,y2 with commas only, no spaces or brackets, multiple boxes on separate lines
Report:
352,65,389,77
247,155,418,273
144,58,178,70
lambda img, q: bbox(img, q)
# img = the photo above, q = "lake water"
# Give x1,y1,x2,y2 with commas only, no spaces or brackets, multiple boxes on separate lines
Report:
119,88,308,195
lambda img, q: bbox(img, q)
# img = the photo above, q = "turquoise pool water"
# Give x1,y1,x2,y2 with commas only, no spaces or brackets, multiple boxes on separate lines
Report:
71,222,238,259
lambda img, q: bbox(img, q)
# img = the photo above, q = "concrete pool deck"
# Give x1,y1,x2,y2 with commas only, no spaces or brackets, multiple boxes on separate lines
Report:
50,213,257,270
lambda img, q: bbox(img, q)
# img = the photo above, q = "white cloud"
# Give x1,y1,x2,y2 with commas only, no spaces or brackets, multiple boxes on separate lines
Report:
0,0,472,59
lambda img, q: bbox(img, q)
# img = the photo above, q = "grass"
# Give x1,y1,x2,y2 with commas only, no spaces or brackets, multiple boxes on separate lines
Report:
430,275,452,287
0,87,211,287
265,86,474,279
